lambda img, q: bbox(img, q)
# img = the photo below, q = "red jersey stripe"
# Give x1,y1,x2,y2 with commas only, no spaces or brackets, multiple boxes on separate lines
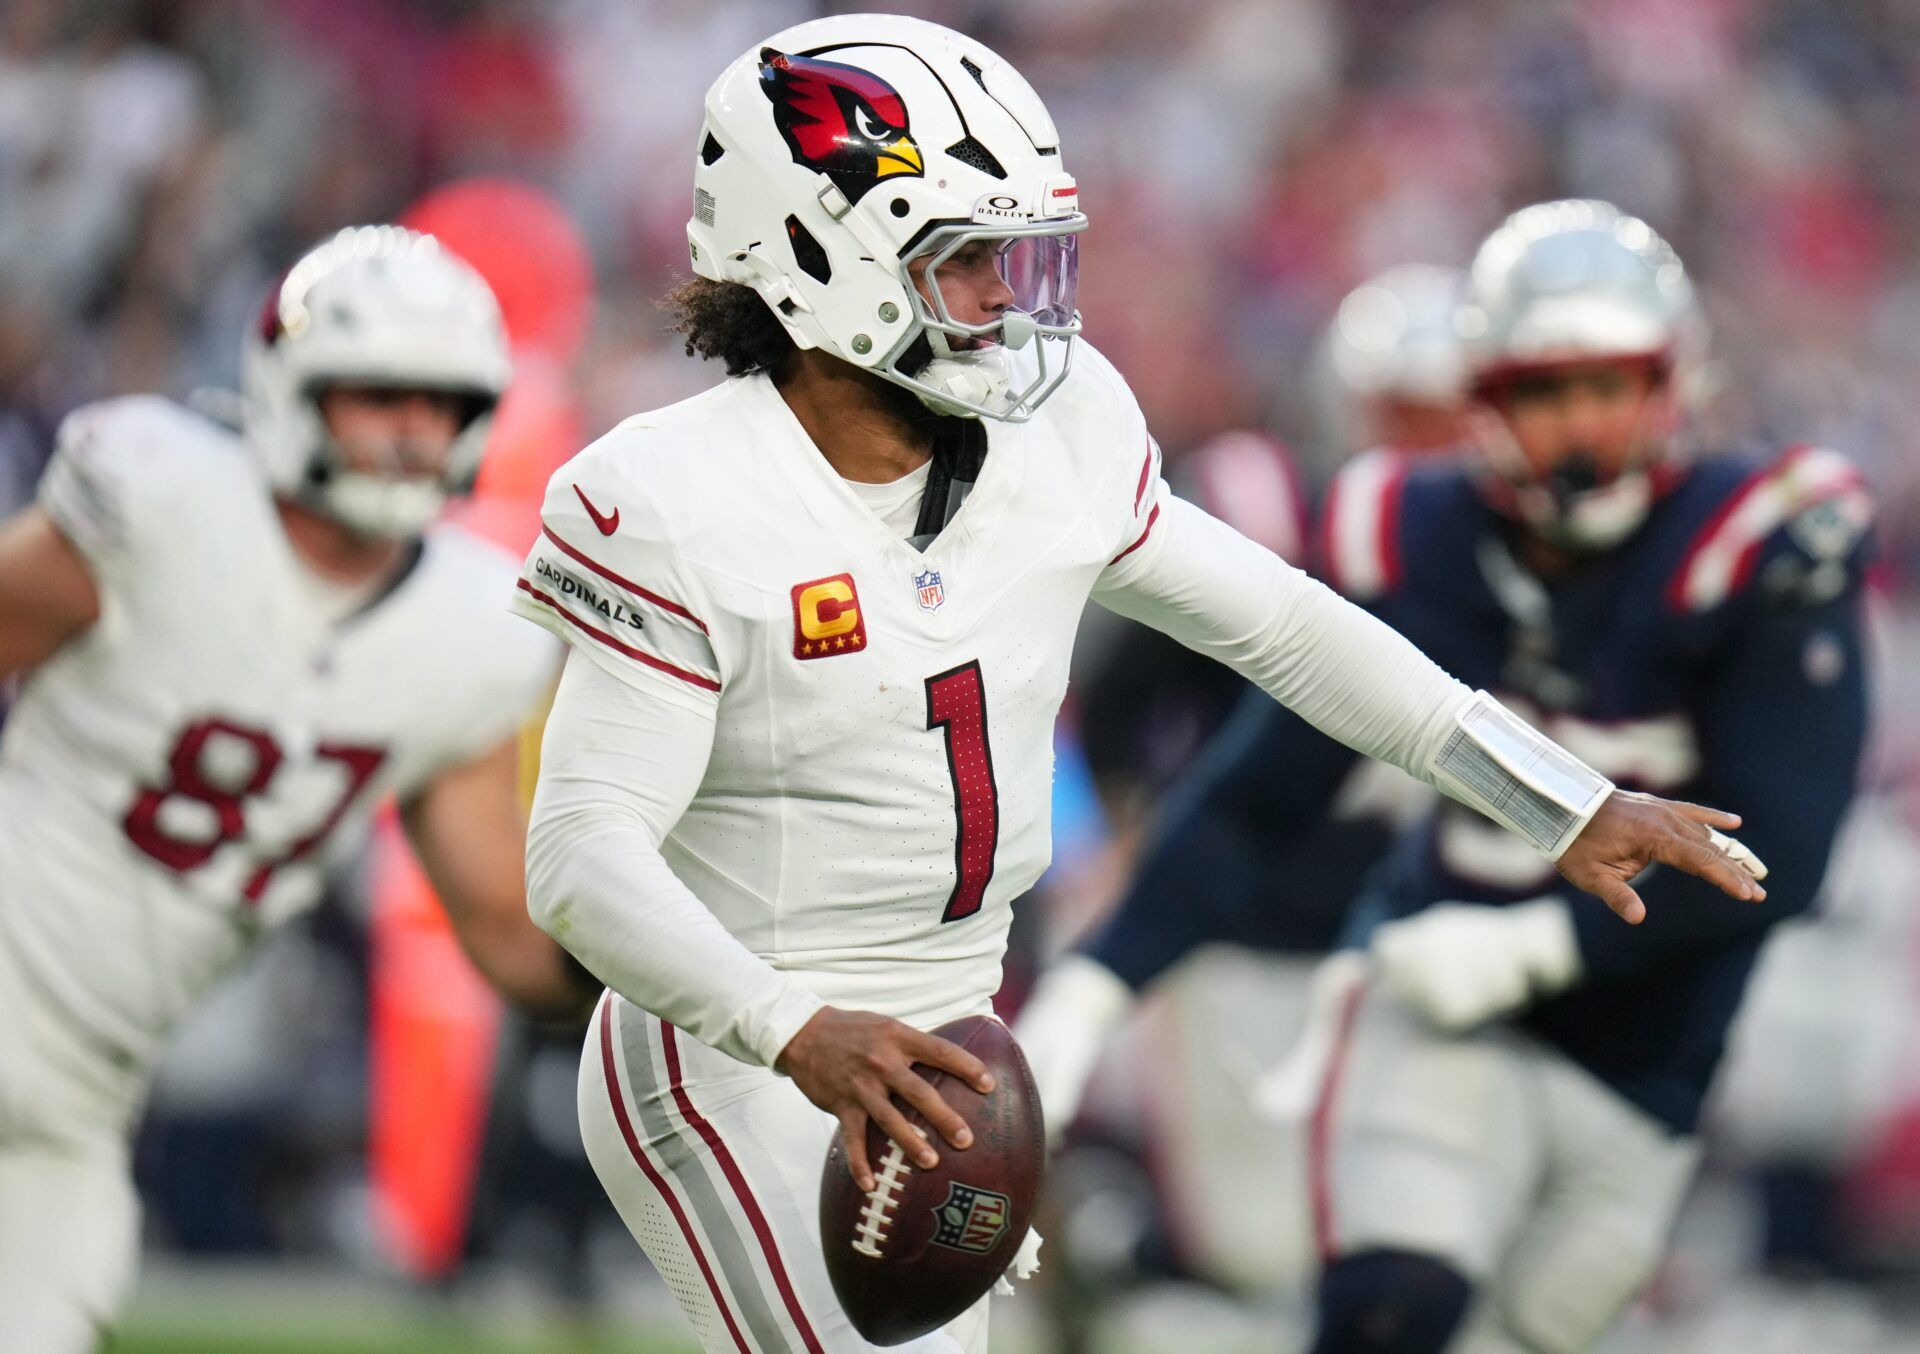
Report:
516,579,721,692
1108,502,1162,566
543,525,710,634
1308,982,1368,1263
1133,436,1155,515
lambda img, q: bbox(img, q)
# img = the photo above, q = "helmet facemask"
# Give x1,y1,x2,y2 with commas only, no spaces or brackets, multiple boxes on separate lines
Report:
301,384,499,539
887,218,1085,420
1470,354,1684,552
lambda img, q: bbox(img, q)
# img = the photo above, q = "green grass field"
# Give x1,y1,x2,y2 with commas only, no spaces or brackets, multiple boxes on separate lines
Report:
114,1266,700,1354
115,1321,689,1354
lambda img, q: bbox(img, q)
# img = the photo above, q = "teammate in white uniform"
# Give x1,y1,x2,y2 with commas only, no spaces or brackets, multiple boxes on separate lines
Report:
0,227,590,1354
515,18,1768,1354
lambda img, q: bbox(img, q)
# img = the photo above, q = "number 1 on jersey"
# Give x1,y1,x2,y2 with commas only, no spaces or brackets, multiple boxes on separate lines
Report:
926,661,1000,923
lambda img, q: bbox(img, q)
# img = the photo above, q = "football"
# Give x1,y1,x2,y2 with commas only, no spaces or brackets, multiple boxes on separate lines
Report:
819,1014,1045,1346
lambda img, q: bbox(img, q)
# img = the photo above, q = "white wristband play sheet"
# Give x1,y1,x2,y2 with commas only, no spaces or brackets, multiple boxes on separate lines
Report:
1430,692,1614,860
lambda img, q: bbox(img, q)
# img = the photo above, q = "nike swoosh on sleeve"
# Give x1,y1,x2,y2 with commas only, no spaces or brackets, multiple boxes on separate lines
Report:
574,484,620,535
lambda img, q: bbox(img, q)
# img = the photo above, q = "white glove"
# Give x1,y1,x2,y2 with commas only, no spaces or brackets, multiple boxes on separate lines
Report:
994,1225,1044,1295
1370,899,1581,1032
1012,956,1134,1146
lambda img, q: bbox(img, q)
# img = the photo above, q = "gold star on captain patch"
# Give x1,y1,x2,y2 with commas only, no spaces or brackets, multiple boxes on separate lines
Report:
834,636,847,649
851,633,864,647
800,641,814,656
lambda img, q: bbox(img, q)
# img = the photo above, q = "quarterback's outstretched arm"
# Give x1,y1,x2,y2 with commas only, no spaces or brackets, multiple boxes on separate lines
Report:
0,507,101,679
1093,492,1765,921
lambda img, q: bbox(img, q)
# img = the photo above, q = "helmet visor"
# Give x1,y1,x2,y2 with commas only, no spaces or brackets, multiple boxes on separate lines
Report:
912,216,1086,342
998,231,1079,330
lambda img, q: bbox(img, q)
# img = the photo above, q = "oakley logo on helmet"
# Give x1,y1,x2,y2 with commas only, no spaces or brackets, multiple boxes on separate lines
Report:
760,49,924,204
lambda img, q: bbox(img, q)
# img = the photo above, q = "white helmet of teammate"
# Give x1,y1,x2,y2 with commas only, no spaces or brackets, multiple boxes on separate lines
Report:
1457,199,1705,549
689,14,1086,421
243,226,511,538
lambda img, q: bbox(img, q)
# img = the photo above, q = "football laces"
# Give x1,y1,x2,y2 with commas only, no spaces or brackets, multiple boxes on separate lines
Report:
851,1129,924,1257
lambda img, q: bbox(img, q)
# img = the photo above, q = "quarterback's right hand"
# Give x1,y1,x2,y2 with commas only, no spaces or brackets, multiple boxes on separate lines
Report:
777,1006,995,1193
1557,790,1768,924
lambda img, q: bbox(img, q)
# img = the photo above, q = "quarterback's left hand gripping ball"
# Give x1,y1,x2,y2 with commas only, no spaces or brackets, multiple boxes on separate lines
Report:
819,1015,1044,1345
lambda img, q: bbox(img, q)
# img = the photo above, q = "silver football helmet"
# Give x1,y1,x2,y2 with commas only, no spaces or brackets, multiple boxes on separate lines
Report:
1325,263,1469,454
1329,263,1466,409
243,226,511,538
1457,199,1705,549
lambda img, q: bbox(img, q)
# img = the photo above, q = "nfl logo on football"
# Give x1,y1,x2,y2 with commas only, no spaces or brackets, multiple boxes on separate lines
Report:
930,1182,1009,1254
914,568,945,613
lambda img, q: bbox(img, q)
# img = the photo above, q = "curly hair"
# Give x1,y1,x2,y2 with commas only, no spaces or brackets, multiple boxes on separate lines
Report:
663,277,797,380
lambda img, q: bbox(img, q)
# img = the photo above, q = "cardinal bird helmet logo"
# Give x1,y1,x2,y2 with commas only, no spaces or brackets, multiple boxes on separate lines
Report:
760,48,925,205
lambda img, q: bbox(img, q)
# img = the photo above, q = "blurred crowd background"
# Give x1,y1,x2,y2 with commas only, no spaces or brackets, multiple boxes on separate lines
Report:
5,0,1920,1350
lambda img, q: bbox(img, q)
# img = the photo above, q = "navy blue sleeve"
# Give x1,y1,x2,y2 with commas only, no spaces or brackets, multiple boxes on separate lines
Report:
1567,569,1869,984
1080,686,1366,991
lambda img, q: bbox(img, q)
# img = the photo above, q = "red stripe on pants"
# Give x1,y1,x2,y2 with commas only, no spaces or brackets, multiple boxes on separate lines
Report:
1308,983,1369,1262
598,997,752,1353
662,1023,828,1354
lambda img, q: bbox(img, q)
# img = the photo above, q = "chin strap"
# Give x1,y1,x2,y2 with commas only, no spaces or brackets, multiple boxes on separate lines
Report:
909,419,986,548
1515,469,1656,551
308,469,446,539
301,429,459,539
909,346,1012,419
1472,389,1685,551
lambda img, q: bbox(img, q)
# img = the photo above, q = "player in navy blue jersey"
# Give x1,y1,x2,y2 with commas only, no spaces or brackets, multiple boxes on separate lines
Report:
1021,200,1871,1353
1019,264,1470,1301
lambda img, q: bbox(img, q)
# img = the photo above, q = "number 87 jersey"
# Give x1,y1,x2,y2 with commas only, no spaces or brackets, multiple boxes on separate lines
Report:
0,396,558,1076
512,343,1165,1034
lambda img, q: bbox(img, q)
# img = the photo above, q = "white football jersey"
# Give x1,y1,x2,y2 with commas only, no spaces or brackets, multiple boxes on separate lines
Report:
0,396,558,1074
513,342,1166,1032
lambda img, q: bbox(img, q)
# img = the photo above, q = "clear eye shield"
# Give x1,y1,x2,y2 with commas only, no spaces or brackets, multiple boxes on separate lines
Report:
890,212,1086,421
911,219,1083,347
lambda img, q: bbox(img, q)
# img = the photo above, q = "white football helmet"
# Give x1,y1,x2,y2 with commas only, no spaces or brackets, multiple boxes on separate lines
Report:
1328,263,1466,409
1457,199,1705,549
688,14,1086,421
242,226,511,538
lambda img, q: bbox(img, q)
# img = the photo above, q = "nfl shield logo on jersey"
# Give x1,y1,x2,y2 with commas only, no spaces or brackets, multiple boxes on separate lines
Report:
914,568,945,613
930,1181,1009,1254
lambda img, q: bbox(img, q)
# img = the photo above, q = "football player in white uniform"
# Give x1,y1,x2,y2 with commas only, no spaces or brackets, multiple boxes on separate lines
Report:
0,226,590,1354
515,17,1767,1354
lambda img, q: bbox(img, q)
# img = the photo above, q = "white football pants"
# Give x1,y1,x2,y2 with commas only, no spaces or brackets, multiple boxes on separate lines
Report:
1138,947,1320,1295
1313,979,1699,1354
0,931,144,1354
579,993,991,1354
